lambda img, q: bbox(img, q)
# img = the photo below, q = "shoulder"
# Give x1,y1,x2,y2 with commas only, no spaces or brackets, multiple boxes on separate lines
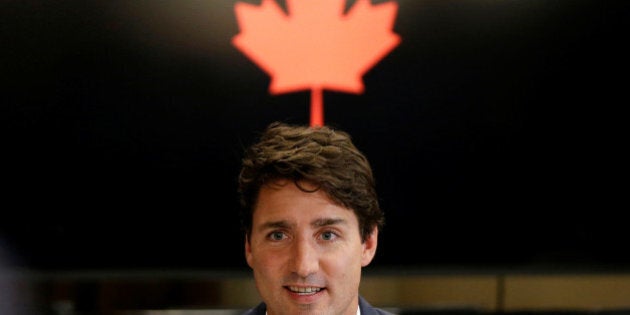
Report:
359,296,397,315
241,302,266,315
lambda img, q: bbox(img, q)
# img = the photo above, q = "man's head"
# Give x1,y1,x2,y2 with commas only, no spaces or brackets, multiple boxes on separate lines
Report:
238,121,384,242
238,122,384,315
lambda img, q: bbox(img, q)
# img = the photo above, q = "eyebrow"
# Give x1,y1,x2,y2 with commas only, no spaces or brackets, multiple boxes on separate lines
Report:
311,218,347,228
259,220,292,230
258,218,347,231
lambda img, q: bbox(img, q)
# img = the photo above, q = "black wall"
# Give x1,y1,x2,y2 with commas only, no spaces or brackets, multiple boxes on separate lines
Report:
2,0,628,271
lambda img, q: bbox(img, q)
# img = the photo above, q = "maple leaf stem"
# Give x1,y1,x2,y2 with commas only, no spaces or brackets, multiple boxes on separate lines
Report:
310,87,324,127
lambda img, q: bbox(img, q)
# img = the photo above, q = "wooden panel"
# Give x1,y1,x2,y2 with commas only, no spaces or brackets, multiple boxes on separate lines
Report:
360,275,498,311
218,278,260,308
504,275,630,311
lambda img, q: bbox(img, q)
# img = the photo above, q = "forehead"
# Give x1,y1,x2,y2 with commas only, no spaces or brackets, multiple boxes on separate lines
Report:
253,180,359,228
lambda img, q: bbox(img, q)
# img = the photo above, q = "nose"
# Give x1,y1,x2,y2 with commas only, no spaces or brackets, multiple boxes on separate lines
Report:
290,237,319,278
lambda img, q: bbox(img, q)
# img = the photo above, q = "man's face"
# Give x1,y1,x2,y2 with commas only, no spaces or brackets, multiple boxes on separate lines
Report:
246,180,378,315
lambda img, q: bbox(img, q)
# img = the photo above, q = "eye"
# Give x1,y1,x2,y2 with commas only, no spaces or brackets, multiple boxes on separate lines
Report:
320,231,338,241
268,231,286,241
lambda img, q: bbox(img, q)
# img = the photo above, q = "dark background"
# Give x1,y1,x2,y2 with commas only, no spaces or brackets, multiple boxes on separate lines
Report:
1,0,628,272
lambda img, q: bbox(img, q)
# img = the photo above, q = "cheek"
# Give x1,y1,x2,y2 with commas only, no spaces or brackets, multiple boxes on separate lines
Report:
322,245,363,276
251,247,286,274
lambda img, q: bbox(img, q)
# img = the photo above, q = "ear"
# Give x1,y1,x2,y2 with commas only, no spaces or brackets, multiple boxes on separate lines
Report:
361,227,378,267
245,234,254,268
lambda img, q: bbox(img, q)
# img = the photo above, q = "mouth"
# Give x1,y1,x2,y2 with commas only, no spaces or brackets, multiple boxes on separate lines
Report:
285,286,325,295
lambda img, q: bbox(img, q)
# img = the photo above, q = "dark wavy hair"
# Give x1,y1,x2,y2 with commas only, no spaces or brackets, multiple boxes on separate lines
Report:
238,122,384,243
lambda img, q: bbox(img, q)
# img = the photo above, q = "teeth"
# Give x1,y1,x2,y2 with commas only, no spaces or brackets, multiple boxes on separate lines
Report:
288,286,322,294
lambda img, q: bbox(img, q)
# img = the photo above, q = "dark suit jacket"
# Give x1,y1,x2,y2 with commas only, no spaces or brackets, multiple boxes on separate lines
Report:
241,296,395,315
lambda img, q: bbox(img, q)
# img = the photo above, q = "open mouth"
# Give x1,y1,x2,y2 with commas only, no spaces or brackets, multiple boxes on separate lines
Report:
285,286,324,295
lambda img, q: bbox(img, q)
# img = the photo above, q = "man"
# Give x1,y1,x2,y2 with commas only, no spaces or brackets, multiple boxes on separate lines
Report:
238,122,392,315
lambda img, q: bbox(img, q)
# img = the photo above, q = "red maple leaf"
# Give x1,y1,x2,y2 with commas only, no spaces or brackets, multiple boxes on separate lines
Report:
232,0,401,126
